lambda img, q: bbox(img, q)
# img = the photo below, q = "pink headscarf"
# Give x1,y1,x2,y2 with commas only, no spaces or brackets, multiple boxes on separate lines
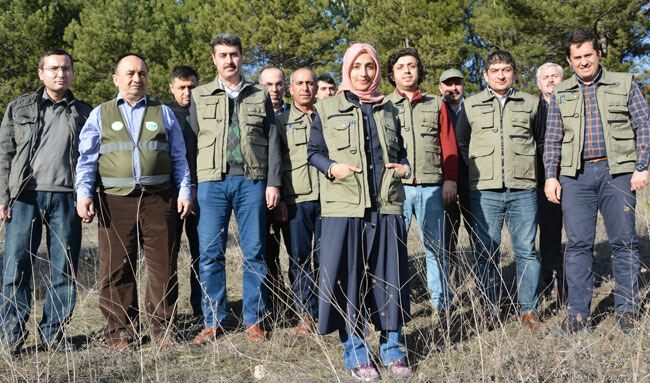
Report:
337,43,384,104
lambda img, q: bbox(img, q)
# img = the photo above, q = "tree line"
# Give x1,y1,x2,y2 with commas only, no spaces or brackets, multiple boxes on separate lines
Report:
1,0,648,115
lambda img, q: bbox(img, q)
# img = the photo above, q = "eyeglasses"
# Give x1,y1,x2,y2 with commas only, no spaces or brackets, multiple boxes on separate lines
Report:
43,66,73,74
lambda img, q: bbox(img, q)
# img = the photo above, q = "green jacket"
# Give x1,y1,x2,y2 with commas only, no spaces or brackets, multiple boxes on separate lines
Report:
99,99,171,195
315,93,405,217
463,88,539,190
386,90,444,184
190,78,282,186
553,68,635,176
0,87,91,204
277,104,319,204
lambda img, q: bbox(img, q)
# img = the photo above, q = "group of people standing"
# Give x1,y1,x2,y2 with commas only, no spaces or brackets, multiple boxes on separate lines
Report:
0,28,647,381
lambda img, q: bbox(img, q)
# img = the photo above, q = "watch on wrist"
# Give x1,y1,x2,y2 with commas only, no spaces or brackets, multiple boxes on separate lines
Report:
403,165,411,179
635,162,648,172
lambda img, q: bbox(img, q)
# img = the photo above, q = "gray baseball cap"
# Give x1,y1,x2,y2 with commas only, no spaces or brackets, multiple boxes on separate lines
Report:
439,69,464,83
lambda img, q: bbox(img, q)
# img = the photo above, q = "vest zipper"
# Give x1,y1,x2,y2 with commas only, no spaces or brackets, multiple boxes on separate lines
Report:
499,100,505,187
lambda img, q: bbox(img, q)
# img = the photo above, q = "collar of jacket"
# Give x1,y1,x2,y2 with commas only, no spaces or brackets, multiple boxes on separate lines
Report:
203,77,254,95
335,91,390,112
287,103,313,122
478,87,523,103
564,66,615,90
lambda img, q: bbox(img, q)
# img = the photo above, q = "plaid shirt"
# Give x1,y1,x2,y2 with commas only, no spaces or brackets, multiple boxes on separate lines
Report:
544,70,650,179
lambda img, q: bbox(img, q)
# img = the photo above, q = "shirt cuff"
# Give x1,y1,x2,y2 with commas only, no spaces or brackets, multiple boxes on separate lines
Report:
178,186,192,201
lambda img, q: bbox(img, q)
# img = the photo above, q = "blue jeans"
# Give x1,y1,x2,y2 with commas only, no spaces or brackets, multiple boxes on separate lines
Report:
287,201,320,318
339,327,405,369
403,184,450,310
560,161,639,317
0,191,81,346
471,188,540,314
197,177,268,327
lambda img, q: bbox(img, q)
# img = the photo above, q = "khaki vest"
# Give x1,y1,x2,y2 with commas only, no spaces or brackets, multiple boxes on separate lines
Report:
193,79,269,182
277,104,319,204
315,93,405,217
386,90,443,184
465,89,538,190
553,68,635,177
99,99,171,196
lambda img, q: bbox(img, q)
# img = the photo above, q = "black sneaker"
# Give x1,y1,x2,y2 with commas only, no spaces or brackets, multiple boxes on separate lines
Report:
559,315,590,335
615,312,637,334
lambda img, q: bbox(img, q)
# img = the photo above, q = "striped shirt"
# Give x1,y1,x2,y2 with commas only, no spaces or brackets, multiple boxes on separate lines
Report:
543,71,650,179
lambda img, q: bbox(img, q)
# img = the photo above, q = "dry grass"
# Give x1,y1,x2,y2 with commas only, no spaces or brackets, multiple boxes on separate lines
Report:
0,188,649,383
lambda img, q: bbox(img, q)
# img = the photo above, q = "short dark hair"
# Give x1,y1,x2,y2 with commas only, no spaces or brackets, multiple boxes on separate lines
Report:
566,29,601,57
114,53,148,74
485,50,517,72
317,73,336,86
210,33,242,54
39,49,74,69
386,47,426,87
170,65,199,83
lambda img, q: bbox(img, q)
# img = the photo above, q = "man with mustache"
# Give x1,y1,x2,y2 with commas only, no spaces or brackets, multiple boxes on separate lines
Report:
0,49,92,353
534,62,565,304
275,67,321,335
190,33,282,344
440,69,474,284
456,50,544,332
544,29,650,333
385,47,458,314
76,54,192,351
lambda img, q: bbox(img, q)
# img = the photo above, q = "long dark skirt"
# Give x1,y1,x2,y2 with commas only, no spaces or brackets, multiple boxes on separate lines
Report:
317,209,410,335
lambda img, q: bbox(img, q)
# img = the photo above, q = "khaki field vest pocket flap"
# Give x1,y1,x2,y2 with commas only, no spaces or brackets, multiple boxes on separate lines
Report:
199,97,220,119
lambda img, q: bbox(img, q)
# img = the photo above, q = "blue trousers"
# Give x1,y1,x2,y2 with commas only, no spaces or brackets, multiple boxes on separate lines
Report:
560,161,640,317
471,188,540,314
197,177,268,327
287,200,320,317
1,191,81,346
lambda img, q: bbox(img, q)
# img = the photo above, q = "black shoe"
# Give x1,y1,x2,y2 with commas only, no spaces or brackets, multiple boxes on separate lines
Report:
559,315,590,335
43,338,75,353
615,312,637,334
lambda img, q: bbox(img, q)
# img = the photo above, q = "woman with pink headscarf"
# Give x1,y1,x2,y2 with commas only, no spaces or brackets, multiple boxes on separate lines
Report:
307,43,413,381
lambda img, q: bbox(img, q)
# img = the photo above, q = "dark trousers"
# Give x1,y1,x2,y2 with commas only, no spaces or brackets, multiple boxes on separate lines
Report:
560,161,640,317
264,215,291,312
287,201,321,317
444,187,474,284
536,186,565,299
173,213,201,316
97,190,178,342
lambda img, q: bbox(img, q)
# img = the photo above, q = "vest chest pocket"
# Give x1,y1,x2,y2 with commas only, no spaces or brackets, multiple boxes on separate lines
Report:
325,114,354,150
418,109,439,133
288,123,308,146
13,114,36,144
379,168,405,205
558,94,579,119
510,135,535,180
509,106,531,135
198,97,221,120
605,90,630,129
610,128,636,164
470,106,495,129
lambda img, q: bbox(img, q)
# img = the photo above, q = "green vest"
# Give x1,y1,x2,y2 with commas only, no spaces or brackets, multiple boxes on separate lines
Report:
553,68,635,177
277,104,319,204
465,89,538,191
386,90,443,184
98,98,171,196
316,93,405,217
193,79,269,182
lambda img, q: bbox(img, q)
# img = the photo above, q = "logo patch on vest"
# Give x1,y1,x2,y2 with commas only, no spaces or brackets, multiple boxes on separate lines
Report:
111,121,124,131
145,121,159,132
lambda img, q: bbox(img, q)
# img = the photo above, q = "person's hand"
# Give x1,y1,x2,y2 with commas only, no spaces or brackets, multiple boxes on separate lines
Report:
266,186,280,209
330,163,362,180
273,201,288,222
77,197,95,223
442,180,457,206
0,204,11,222
544,178,562,204
385,163,409,178
631,170,648,191
178,197,192,220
